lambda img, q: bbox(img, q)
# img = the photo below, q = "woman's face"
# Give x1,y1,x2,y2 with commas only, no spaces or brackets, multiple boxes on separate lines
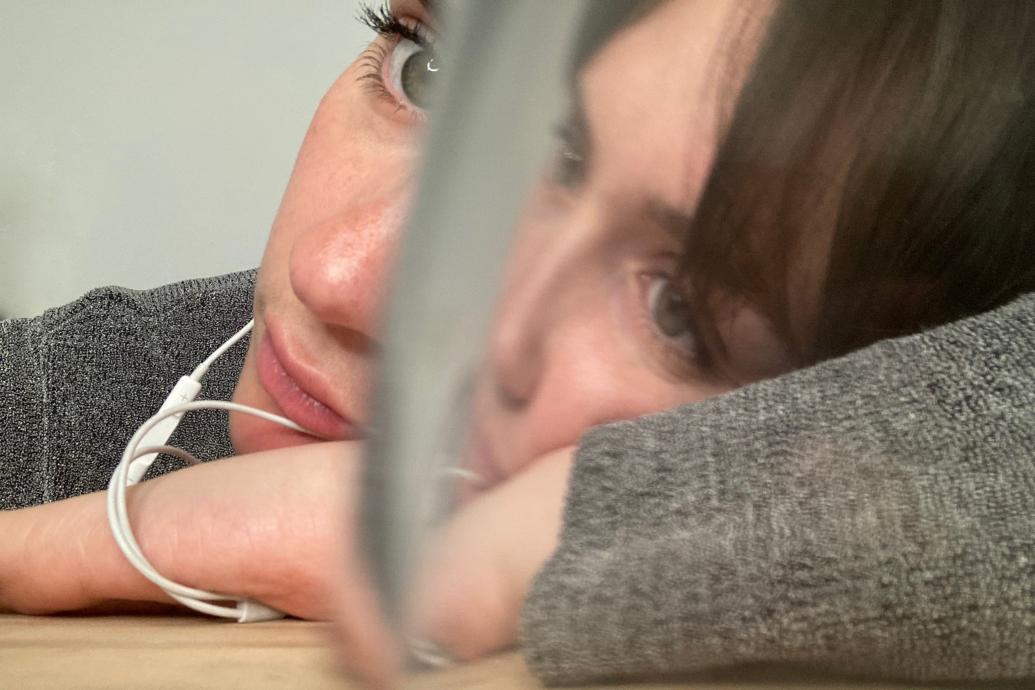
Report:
462,0,787,497
231,0,436,454
231,0,786,483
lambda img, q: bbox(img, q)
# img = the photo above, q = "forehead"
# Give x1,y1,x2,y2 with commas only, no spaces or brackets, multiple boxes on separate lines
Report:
580,0,764,213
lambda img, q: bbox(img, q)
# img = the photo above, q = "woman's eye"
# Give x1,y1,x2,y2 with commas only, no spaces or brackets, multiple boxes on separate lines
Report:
552,139,586,189
386,37,438,111
356,4,438,120
551,122,587,189
646,275,698,358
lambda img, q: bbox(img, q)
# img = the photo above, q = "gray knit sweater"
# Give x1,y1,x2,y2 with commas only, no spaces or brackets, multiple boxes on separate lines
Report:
2,273,1033,684
522,292,1035,685
0,271,254,508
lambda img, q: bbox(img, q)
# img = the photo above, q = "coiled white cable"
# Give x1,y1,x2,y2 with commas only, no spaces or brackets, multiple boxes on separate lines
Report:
107,320,478,653
106,320,317,623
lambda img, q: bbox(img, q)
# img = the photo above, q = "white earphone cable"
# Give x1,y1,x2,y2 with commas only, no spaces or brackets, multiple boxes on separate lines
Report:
106,320,317,622
107,319,479,644
190,320,255,380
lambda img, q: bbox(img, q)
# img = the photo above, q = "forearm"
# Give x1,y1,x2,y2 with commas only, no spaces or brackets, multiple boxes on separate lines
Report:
0,488,165,614
2,441,354,620
523,293,1035,684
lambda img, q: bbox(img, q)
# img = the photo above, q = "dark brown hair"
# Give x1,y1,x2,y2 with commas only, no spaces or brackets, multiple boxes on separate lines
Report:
683,0,1035,366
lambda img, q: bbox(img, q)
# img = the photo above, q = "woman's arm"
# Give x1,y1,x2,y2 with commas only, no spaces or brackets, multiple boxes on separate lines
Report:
1,441,356,619
1,488,165,614
1,507,35,612
520,293,1035,684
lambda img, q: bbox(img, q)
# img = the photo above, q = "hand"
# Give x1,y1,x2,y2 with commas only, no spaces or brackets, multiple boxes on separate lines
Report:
332,446,575,685
415,446,575,658
2,440,572,689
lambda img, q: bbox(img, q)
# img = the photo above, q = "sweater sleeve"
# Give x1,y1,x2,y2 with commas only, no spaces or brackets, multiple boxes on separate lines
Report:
0,270,254,511
521,292,1035,685
0,317,49,508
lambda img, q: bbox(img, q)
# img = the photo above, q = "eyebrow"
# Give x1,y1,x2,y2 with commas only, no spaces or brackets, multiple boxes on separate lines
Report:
567,72,695,244
570,90,693,240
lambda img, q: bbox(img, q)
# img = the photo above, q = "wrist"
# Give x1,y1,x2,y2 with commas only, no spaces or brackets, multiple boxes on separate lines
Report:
1,490,167,615
0,508,29,612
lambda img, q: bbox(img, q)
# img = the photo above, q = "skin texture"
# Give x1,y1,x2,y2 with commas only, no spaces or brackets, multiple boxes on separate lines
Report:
228,0,783,496
3,444,353,621
226,54,413,454
469,0,785,486
1,2,775,688
222,1,776,674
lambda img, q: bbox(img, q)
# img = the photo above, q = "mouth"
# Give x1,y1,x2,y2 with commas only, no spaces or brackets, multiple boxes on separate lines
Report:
256,327,363,441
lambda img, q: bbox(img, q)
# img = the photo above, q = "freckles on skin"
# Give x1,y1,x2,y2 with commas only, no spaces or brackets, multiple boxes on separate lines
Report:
231,51,425,454
274,61,422,235
286,202,401,326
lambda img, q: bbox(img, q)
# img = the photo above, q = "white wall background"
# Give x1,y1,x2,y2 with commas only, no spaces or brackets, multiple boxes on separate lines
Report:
0,1,371,318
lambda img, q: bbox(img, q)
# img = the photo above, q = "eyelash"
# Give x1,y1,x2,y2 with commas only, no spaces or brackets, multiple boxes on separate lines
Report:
551,118,590,191
545,127,706,379
356,2,434,122
635,271,706,380
352,11,712,384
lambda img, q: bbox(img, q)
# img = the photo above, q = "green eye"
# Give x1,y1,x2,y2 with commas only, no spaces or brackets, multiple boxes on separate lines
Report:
390,38,438,110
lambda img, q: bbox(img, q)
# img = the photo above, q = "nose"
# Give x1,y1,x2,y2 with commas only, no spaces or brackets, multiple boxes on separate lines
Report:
288,203,402,344
489,275,547,408
487,222,582,409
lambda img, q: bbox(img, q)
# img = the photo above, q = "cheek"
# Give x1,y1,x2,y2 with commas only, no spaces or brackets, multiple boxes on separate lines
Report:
271,134,398,255
260,67,420,282
253,78,421,330
521,311,727,458
563,343,717,423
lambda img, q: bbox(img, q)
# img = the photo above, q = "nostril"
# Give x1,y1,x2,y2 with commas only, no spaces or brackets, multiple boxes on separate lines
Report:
494,376,529,409
326,323,380,357
486,248,563,408
489,350,540,410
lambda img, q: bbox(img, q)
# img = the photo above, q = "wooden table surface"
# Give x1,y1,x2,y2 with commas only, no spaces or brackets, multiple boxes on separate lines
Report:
0,614,984,689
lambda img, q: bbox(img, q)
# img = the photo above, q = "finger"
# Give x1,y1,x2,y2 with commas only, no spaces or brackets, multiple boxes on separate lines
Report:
409,447,575,661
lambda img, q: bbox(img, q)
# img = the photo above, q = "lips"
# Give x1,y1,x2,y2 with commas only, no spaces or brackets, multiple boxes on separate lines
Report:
256,328,362,441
